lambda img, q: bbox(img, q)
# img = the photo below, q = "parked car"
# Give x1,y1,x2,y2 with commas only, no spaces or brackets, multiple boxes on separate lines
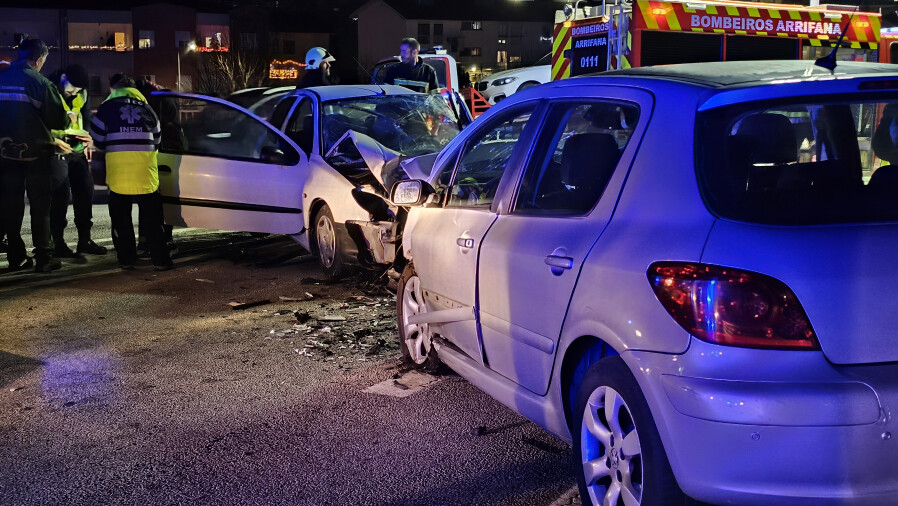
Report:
473,53,551,105
386,60,898,505
154,85,463,277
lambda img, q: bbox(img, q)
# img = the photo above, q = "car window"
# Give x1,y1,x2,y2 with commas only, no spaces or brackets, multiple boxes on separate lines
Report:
159,96,299,165
515,101,639,214
322,94,460,156
698,98,898,224
285,98,314,155
447,106,536,208
268,96,297,129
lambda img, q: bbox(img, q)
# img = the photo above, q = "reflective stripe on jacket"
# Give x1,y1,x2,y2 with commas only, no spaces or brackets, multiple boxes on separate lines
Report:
0,60,68,161
90,87,161,195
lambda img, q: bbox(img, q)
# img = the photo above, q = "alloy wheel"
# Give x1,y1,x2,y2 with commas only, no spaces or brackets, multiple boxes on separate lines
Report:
581,385,643,506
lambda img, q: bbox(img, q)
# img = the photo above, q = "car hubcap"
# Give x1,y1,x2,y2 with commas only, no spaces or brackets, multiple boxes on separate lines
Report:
401,275,431,364
581,386,643,506
316,214,336,268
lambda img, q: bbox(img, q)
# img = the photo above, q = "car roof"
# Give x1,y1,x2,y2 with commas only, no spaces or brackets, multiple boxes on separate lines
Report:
293,84,421,101
596,60,898,88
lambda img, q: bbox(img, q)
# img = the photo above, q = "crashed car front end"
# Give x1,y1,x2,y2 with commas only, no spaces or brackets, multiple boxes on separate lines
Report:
318,93,459,273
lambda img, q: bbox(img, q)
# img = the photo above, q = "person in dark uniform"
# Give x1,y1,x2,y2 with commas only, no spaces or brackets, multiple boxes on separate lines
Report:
382,38,439,94
48,63,107,260
297,47,336,89
0,38,68,272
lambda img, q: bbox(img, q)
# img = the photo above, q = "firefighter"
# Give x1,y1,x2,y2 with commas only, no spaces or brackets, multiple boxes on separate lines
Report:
90,74,172,271
0,38,69,272
297,47,336,88
381,38,439,93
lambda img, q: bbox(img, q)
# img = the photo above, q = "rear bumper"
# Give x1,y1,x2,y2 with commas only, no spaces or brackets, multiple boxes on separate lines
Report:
627,339,898,505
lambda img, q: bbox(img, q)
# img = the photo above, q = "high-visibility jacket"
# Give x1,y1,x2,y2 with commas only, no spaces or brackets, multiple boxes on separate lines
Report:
48,69,91,154
90,87,161,195
0,60,68,162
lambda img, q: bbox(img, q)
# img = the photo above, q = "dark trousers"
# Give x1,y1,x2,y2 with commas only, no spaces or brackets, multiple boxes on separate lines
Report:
108,190,171,267
0,156,55,265
50,153,94,246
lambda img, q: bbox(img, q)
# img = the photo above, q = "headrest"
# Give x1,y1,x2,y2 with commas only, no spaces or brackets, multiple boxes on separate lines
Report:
560,133,620,187
735,113,797,165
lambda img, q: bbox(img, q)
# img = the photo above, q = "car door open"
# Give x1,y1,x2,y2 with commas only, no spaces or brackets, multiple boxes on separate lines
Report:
154,92,308,235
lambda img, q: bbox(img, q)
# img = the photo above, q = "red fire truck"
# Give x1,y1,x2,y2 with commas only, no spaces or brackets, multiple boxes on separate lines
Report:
552,0,882,80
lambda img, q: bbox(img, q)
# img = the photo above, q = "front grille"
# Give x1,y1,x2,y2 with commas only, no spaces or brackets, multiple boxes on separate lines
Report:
475,81,488,91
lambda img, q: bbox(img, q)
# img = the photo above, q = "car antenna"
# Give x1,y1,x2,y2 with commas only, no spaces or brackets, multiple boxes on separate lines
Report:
814,8,857,73
354,57,387,95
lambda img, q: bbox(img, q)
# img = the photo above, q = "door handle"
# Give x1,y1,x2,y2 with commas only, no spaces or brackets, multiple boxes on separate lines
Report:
158,165,172,173
544,255,573,270
457,237,475,249
545,247,574,276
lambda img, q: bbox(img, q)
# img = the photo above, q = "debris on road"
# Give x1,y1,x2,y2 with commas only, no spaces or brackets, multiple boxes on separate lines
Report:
195,278,215,283
229,299,271,310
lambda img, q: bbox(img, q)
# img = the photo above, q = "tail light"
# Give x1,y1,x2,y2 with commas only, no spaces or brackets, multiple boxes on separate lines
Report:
648,262,819,350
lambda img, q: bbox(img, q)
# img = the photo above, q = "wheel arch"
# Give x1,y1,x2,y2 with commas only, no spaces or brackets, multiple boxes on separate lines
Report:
559,335,620,434
307,198,328,254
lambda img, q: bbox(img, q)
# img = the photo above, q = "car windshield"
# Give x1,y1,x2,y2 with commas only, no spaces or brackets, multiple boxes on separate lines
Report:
697,97,898,225
321,94,461,156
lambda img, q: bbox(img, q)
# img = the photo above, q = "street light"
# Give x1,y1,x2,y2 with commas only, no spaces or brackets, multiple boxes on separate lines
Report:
177,41,197,91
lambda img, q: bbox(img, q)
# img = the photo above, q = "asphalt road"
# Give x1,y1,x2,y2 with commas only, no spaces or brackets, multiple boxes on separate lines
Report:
0,206,579,505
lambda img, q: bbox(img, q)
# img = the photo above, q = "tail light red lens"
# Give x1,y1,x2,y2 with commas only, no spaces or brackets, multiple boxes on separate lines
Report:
648,262,819,350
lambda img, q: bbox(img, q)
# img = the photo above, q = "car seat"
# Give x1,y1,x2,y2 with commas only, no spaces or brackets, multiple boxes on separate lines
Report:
539,132,621,212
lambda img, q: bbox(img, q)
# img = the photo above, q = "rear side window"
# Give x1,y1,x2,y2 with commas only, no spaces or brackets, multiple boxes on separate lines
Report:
697,99,898,224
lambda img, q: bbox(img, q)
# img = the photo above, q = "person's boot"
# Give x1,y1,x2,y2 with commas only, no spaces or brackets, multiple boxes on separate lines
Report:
77,238,108,255
54,241,80,258
34,257,62,273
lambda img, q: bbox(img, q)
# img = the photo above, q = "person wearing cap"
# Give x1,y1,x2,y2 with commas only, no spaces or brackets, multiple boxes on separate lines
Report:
0,38,68,273
297,47,336,89
48,63,107,260
381,37,439,94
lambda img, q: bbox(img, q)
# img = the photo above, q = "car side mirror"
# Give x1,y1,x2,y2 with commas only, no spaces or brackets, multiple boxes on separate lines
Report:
261,146,287,164
391,180,436,206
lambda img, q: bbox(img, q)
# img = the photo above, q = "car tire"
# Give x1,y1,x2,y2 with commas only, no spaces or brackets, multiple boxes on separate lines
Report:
573,355,684,506
517,80,540,92
397,263,441,372
313,204,346,279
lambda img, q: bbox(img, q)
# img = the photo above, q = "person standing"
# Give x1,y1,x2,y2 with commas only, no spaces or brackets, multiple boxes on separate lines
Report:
297,47,336,88
90,74,172,271
0,38,68,272
48,63,107,260
381,38,439,93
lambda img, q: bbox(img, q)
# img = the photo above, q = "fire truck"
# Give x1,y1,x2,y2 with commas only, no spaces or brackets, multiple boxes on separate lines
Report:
552,0,882,80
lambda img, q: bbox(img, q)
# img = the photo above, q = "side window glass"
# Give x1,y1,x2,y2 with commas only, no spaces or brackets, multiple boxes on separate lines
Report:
269,96,297,130
286,98,314,154
448,107,535,207
515,102,639,214
160,96,299,165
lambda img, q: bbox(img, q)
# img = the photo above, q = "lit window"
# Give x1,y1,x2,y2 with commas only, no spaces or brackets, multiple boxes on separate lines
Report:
138,30,155,49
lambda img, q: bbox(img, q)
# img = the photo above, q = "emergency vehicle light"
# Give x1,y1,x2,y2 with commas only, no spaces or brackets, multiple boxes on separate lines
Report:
652,7,669,15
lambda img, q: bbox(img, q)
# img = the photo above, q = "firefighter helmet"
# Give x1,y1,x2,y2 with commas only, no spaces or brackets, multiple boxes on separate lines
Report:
305,47,335,70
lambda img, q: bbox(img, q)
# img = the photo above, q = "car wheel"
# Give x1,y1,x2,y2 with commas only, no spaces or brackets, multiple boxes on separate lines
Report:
397,263,441,372
573,356,683,506
313,204,346,279
517,80,540,92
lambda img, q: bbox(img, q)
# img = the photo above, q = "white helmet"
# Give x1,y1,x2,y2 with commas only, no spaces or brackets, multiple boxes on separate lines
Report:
305,47,335,70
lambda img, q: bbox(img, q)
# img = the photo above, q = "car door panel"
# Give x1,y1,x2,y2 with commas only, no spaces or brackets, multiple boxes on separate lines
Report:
154,92,307,235
411,104,542,364
477,91,653,395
